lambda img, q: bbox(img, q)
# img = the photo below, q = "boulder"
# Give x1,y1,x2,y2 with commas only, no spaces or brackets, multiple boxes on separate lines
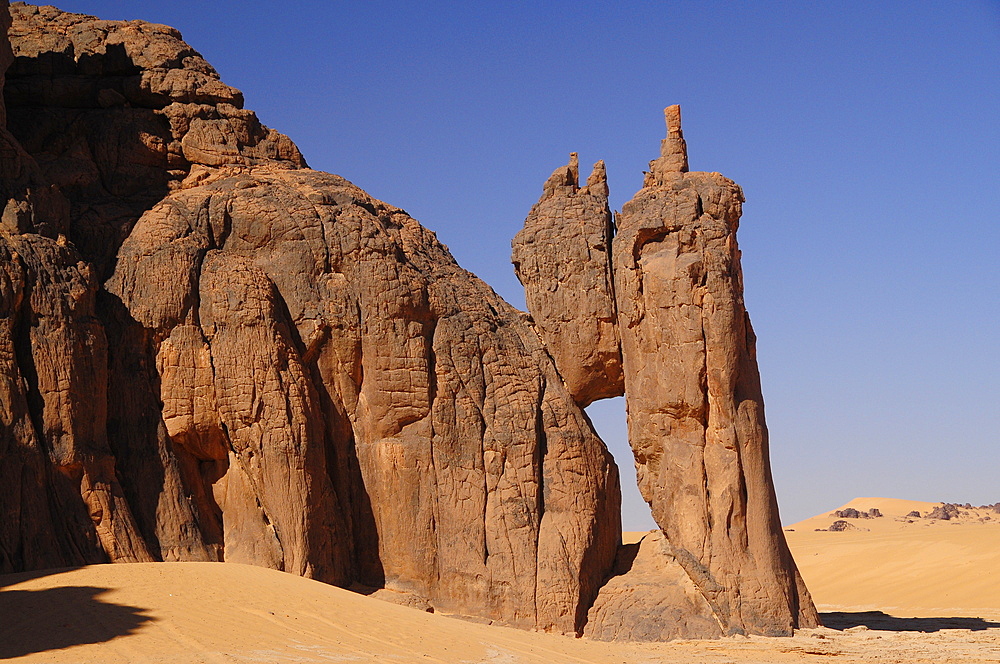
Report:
584,530,722,641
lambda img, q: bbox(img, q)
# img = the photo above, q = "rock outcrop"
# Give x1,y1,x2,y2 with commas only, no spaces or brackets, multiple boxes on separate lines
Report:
614,106,817,635
584,531,722,641
0,1,620,634
1,1,816,643
103,165,622,629
512,153,623,407
834,507,882,519
516,106,818,638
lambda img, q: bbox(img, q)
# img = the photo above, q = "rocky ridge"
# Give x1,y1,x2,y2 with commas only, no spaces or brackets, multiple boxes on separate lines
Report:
0,2,815,640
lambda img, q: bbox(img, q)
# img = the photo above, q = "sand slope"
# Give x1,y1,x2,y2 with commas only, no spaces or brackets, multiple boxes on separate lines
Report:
785,497,1000,619
2,498,999,663
1,557,998,663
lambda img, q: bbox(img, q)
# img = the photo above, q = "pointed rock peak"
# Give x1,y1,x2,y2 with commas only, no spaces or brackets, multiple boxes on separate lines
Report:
649,104,689,178
585,159,609,198
569,151,580,184
665,105,683,141
542,151,581,198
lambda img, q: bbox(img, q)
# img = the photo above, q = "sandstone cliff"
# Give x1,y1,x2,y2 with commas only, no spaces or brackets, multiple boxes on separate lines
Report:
0,1,620,634
0,1,816,641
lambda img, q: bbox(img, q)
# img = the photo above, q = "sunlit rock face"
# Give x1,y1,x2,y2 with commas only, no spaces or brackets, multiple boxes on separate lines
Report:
512,153,624,408
0,1,620,634
516,106,819,638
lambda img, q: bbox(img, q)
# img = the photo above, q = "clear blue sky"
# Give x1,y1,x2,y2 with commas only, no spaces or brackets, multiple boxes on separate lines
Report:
55,1,1000,527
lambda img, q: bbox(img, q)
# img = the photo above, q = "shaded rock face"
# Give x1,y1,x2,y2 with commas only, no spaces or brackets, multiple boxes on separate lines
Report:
4,2,304,277
0,1,151,571
511,153,623,407
516,106,818,637
0,231,154,569
0,2,621,635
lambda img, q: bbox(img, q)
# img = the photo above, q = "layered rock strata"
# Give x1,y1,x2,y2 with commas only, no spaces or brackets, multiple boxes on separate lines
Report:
516,106,818,637
0,1,620,634
512,153,623,407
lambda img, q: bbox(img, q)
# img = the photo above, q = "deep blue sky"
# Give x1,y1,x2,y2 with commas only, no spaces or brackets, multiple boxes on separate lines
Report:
56,1,999,527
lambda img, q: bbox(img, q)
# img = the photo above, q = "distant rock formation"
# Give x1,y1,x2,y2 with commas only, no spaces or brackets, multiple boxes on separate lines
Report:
926,504,962,521
516,106,818,638
835,507,883,519
826,520,859,532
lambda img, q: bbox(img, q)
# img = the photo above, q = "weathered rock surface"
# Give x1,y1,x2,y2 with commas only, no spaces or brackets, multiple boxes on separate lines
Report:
512,153,623,407
1,1,818,643
515,106,818,638
611,106,818,635
584,530,722,641
0,1,621,634
0,1,152,571
5,1,304,276
105,165,622,629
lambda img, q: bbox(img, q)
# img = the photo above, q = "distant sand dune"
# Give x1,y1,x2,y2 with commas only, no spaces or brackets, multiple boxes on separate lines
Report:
2,498,999,663
785,497,1000,619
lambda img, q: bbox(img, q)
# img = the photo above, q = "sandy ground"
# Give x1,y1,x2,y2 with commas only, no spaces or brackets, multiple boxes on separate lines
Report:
785,497,1000,618
2,497,998,663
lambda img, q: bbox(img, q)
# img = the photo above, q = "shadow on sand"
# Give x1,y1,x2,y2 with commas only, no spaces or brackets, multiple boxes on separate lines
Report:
0,569,153,659
822,611,1000,633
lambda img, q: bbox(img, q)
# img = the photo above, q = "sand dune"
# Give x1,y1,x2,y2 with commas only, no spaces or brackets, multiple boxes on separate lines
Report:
2,498,999,663
785,497,1000,619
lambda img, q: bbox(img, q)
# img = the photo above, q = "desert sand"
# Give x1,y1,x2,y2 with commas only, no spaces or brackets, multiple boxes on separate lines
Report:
3,497,999,664
785,497,1000,620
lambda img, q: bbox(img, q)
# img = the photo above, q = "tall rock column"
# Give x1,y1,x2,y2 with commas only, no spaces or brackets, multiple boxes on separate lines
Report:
611,106,817,635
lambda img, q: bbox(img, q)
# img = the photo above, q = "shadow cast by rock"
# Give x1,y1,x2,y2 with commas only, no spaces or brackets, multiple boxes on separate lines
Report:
822,611,1000,632
0,584,153,658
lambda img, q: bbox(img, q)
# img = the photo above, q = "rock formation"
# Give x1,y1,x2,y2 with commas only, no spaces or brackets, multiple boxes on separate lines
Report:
516,106,818,638
512,153,623,406
613,105,817,636
0,1,816,642
834,507,882,519
0,1,620,634
584,531,722,641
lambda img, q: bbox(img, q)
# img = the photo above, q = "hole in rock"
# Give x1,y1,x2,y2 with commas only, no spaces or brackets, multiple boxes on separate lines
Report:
585,396,656,533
